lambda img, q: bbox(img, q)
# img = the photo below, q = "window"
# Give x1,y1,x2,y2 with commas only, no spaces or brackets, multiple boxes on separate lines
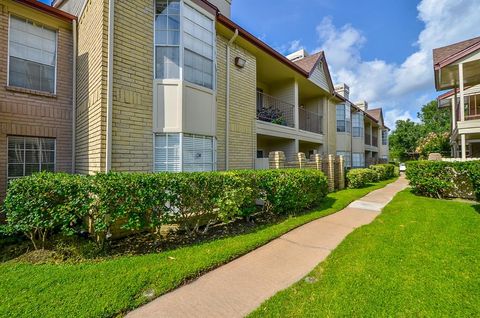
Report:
154,133,215,172
8,16,57,93
336,104,351,133
382,129,388,145
352,113,364,138
154,133,181,172
352,153,365,168
183,4,214,89
7,136,55,183
257,150,264,159
183,134,215,172
154,0,215,89
155,0,180,79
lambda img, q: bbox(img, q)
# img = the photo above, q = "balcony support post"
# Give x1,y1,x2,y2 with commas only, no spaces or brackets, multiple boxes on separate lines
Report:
459,63,465,122
461,134,467,160
294,79,299,130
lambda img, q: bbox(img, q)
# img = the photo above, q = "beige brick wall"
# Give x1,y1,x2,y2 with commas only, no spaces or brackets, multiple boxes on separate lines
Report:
216,35,256,170
75,0,108,174
0,1,73,199
111,0,153,172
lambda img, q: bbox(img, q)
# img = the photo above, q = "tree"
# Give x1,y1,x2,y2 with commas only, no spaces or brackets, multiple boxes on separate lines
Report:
389,119,423,161
389,100,451,161
417,100,451,135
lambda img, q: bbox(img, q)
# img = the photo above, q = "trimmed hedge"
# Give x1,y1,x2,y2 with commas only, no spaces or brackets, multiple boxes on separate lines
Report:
406,161,480,200
1,169,328,247
347,164,397,189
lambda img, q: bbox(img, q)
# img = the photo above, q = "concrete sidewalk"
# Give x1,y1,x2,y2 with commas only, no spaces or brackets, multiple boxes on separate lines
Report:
127,177,409,318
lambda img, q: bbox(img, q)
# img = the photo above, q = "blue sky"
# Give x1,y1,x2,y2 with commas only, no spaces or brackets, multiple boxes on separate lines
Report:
41,0,480,128
232,0,480,129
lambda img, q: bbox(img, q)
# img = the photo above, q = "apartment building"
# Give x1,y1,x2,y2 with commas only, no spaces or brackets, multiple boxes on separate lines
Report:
51,0,343,174
0,0,75,198
434,36,480,159
0,0,390,198
334,84,389,168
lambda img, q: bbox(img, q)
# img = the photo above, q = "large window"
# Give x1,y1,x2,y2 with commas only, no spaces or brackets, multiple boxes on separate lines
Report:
7,136,55,183
352,153,365,168
8,16,57,93
336,104,351,133
154,133,215,172
183,4,214,89
382,129,388,145
155,0,180,79
155,0,215,89
352,113,364,138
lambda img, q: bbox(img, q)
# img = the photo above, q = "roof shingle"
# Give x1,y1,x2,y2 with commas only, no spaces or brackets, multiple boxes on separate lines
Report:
433,36,480,67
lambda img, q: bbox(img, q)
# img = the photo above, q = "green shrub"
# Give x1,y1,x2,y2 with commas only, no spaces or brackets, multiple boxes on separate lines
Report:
2,169,328,245
1,173,91,249
347,168,378,189
241,169,328,215
406,161,480,200
369,164,396,181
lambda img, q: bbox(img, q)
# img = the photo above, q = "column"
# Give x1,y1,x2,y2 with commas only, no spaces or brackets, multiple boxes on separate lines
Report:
459,63,465,122
294,79,299,130
461,134,467,160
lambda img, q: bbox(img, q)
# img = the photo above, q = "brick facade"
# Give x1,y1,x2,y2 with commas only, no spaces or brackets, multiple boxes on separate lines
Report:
216,35,257,170
0,0,73,198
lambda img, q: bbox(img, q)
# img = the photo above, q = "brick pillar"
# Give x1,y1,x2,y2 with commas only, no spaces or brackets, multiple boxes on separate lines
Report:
311,154,322,171
327,154,335,192
269,151,285,169
297,152,307,169
337,155,345,190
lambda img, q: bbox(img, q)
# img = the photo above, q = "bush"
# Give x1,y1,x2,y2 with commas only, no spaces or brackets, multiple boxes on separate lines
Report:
2,169,328,246
240,169,328,215
347,169,378,189
406,161,480,200
1,173,92,249
369,164,396,181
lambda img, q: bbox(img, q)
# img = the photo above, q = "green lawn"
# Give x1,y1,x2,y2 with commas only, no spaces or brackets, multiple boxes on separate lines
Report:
0,179,396,318
250,190,480,317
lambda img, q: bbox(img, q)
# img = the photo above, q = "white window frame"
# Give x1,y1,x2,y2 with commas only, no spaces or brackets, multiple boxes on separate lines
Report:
153,0,216,90
7,15,58,94
153,133,217,172
6,136,56,184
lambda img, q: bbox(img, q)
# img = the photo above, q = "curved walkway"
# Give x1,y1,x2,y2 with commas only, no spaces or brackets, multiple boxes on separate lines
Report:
127,177,409,318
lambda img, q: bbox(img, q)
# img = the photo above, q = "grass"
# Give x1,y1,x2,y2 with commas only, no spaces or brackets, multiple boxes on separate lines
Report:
250,190,480,317
0,179,395,318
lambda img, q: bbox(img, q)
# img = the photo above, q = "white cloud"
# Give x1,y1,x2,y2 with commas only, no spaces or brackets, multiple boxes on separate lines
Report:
290,0,480,130
276,39,304,55
384,109,417,130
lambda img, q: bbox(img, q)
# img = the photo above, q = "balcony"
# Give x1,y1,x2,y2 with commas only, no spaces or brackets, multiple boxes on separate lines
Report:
299,108,322,134
455,94,480,121
256,91,295,128
365,133,371,145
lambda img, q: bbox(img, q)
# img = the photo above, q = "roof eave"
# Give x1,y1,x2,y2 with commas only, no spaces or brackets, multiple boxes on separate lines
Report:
15,0,76,21
217,14,310,78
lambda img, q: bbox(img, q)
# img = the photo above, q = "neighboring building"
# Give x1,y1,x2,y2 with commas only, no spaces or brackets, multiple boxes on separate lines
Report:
434,36,480,159
334,84,389,168
0,0,75,198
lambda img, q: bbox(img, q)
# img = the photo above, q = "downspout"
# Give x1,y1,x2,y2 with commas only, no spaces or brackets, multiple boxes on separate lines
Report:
106,0,115,172
72,19,77,173
225,28,238,170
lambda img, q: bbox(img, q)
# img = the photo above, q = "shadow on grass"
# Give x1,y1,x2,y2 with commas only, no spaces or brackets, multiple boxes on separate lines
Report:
472,205,480,215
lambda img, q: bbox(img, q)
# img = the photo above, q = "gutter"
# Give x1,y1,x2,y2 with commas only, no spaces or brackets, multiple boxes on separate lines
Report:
72,19,77,173
106,0,114,172
225,29,238,170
